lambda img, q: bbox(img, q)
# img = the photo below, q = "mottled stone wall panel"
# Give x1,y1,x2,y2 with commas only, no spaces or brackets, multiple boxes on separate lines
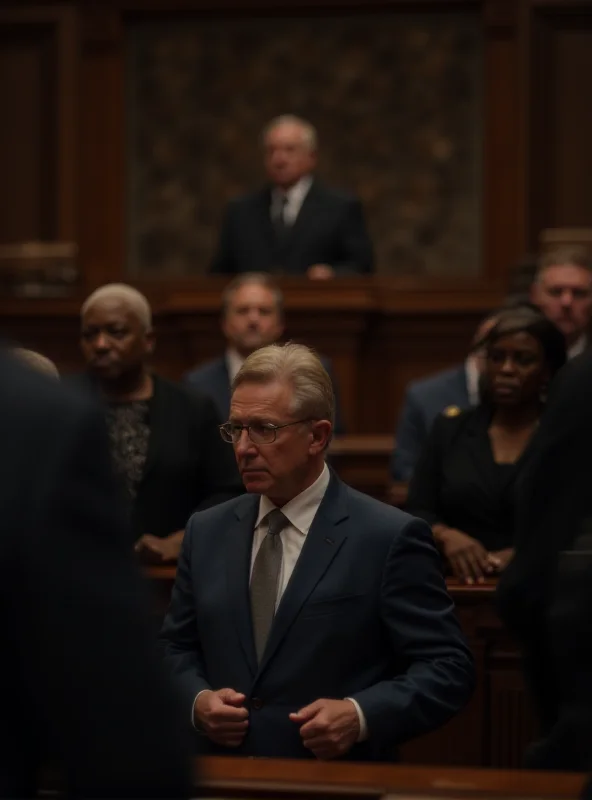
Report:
126,12,482,276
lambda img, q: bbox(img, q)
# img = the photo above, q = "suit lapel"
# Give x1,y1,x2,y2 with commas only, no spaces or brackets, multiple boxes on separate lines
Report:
254,188,277,259
455,366,471,407
256,475,350,676
139,374,165,485
226,495,260,677
281,181,323,263
216,360,232,421
464,405,498,500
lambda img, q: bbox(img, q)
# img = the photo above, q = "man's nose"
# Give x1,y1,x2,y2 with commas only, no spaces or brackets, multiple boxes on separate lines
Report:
560,290,574,308
93,333,111,351
235,429,256,456
501,356,516,373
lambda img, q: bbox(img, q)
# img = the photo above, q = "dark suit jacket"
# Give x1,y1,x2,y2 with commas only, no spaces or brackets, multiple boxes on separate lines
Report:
210,180,374,275
68,373,244,539
391,365,471,481
0,353,191,797
407,406,520,553
497,352,592,738
184,354,346,434
159,474,474,760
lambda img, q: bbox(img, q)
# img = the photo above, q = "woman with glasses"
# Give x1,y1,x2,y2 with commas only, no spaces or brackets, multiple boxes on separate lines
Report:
407,306,567,584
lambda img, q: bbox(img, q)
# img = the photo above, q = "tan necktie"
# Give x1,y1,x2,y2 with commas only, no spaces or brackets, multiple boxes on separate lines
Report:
250,509,289,663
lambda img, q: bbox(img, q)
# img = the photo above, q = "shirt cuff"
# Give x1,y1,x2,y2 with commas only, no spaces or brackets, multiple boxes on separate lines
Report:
345,697,368,742
192,689,211,731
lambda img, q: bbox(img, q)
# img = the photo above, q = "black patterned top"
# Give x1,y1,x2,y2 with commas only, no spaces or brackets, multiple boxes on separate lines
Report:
105,401,150,501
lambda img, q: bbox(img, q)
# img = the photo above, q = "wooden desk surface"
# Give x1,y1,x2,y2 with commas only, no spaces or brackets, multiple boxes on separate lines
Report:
198,756,586,799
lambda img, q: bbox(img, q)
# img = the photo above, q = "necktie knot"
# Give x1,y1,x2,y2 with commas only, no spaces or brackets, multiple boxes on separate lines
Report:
266,508,289,538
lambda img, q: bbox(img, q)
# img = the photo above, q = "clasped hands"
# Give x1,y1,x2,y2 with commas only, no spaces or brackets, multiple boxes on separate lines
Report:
194,689,360,759
436,526,514,584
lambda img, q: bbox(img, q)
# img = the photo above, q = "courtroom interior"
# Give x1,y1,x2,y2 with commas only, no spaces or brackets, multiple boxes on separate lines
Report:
2,0,592,798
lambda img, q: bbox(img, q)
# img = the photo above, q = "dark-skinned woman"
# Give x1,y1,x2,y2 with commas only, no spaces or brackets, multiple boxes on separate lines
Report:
407,306,567,584
73,283,243,562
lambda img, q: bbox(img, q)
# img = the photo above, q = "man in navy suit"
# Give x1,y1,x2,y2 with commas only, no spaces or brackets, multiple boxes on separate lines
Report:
184,272,346,433
390,313,499,483
161,343,474,761
209,115,374,278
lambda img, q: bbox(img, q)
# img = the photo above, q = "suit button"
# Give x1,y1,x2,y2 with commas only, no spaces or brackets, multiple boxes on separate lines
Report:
251,697,264,710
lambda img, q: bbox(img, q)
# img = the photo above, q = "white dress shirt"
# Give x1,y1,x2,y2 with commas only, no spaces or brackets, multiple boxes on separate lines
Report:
225,348,245,385
194,463,368,740
568,334,588,360
250,462,330,601
465,356,481,407
270,175,313,226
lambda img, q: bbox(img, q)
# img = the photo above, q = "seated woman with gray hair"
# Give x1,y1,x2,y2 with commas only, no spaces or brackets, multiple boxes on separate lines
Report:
71,283,243,562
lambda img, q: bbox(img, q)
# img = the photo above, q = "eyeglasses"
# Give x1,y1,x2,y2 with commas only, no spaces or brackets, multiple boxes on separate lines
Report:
219,419,313,445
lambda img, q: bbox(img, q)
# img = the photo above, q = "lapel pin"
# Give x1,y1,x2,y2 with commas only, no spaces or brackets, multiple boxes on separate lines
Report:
324,537,334,545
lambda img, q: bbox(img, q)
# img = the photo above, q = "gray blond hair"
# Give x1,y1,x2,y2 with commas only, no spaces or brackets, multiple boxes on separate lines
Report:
262,115,318,153
233,343,334,429
13,348,59,378
537,246,592,281
221,272,284,319
81,283,152,330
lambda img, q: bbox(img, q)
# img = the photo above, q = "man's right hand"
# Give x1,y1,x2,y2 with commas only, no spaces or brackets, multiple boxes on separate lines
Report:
194,688,249,747
437,527,492,584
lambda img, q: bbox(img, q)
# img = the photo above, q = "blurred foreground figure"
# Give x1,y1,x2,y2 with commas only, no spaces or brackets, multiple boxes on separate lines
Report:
0,350,191,797
498,351,592,769
12,348,59,378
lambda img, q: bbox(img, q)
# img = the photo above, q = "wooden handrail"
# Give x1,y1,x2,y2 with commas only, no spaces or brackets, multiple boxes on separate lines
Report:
197,756,586,798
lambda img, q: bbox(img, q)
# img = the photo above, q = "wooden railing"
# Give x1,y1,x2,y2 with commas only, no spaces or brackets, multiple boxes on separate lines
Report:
197,756,586,799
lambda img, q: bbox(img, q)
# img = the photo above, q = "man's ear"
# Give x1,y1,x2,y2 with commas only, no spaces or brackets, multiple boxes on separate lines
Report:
310,420,332,452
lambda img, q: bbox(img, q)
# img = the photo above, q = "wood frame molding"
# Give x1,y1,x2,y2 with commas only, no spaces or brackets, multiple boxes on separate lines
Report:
0,4,78,243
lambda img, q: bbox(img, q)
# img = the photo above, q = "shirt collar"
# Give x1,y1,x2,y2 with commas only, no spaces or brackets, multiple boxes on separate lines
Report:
568,334,588,360
272,175,313,206
464,357,481,406
256,463,330,535
225,348,245,385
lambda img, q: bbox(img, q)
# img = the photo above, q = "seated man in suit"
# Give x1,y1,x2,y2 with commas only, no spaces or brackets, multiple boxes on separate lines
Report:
531,245,592,359
209,115,374,278
184,272,346,433
160,343,474,761
390,312,499,486
74,283,243,562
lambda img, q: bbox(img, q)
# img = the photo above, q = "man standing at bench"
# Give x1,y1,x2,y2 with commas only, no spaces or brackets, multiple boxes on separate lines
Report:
160,343,474,760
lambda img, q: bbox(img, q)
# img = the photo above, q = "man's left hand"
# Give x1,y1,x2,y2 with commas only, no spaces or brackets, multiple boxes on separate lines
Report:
289,699,360,759
307,264,335,280
134,531,183,562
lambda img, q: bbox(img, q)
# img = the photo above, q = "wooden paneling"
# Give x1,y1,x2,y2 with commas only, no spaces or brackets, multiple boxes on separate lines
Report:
527,2,592,244
0,6,77,245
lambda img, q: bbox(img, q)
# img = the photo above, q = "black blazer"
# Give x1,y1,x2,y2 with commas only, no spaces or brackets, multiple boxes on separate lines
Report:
183,354,347,434
0,353,191,797
407,406,521,553
68,373,244,539
210,179,374,275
